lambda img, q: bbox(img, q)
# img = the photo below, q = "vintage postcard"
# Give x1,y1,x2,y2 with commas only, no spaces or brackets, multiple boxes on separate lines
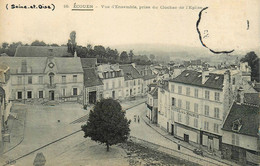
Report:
0,0,259,165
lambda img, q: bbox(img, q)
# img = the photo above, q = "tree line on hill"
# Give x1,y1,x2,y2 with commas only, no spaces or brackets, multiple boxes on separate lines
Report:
0,40,153,65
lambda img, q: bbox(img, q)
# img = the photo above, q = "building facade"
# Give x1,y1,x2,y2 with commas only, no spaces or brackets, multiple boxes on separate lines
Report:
222,102,260,165
158,70,233,152
0,64,12,151
0,56,84,103
146,87,158,123
97,64,124,100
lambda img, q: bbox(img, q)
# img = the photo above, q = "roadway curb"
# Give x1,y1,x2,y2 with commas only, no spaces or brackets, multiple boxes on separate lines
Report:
141,115,233,166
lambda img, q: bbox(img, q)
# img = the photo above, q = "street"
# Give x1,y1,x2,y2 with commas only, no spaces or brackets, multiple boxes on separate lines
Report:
0,99,228,166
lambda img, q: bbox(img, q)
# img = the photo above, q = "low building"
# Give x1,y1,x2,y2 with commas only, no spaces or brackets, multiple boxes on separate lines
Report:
222,102,260,165
120,64,143,98
136,65,157,94
146,87,158,123
83,68,103,105
0,56,83,103
97,64,124,100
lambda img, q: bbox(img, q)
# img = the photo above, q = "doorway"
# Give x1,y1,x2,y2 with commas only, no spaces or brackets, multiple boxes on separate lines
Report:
184,134,189,143
89,91,97,104
49,90,54,100
112,91,115,99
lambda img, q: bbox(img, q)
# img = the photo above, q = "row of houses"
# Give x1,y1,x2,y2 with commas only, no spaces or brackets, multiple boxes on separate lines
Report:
146,66,260,165
0,46,156,106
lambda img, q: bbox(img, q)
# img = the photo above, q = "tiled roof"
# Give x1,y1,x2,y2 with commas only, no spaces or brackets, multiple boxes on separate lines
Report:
14,46,72,57
143,74,156,80
149,87,158,99
83,68,103,87
244,93,259,106
120,65,142,81
81,58,97,68
169,70,224,90
222,102,259,137
0,56,83,74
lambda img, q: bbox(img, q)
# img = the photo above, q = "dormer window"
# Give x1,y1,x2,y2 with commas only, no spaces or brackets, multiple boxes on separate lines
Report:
232,119,242,132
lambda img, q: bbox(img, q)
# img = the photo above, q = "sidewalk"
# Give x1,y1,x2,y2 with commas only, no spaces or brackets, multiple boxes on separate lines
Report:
1,104,27,156
141,115,239,166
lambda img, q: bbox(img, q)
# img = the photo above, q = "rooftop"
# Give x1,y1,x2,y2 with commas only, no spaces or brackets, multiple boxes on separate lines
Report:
14,46,73,57
149,87,158,99
83,68,103,87
119,64,142,81
169,70,225,90
222,102,259,137
81,58,97,68
0,56,83,74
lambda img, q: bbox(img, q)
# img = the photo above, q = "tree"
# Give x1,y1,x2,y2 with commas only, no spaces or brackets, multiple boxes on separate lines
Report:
240,51,259,81
67,31,77,54
120,51,128,61
31,40,46,46
129,50,134,62
150,54,155,61
2,42,9,49
81,99,131,152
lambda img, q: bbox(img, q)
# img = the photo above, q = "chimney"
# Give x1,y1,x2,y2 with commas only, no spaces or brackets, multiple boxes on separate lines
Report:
237,88,244,103
224,70,231,86
202,70,210,84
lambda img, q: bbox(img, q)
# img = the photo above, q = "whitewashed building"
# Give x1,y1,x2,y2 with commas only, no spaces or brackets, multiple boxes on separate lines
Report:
0,56,84,103
158,70,233,152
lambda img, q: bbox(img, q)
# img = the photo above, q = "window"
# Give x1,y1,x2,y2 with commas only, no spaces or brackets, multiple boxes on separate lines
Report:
204,105,209,116
73,88,77,96
204,121,209,130
28,76,32,84
38,76,43,84
194,119,198,127
126,82,128,87
138,79,140,85
232,134,239,146
186,115,189,125
171,85,175,93
194,89,198,98
186,101,190,110
73,75,77,82
138,87,140,93
134,80,136,86
214,108,220,118
214,123,219,133
205,90,210,100
178,113,182,122
17,91,22,99
178,86,182,94
232,78,235,85
171,97,175,106
62,89,66,96
178,99,182,108
39,91,43,98
215,92,220,101
18,76,22,85
112,82,115,88
27,91,32,99
186,87,190,96
62,76,66,83
194,103,198,113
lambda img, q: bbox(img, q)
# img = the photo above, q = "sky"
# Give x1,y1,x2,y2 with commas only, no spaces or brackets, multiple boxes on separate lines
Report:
0,0,259,54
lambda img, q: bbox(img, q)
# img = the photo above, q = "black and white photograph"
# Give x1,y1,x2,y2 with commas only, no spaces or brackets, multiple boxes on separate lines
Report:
0,0,259,165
